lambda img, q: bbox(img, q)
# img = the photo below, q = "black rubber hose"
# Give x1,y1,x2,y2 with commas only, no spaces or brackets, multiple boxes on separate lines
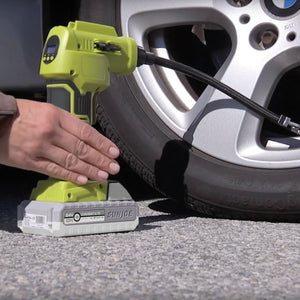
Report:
137,47,300,136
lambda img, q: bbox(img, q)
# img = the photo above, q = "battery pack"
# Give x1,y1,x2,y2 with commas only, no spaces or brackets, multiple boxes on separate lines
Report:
17,180,139,237
17,200,138,237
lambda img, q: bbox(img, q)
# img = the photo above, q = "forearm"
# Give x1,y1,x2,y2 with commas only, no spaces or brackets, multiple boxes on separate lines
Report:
0,92,17,135
0,92,17,115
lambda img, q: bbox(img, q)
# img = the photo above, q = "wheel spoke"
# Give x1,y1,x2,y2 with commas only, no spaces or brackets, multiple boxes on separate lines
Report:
122,1,216,39
184,48,269,161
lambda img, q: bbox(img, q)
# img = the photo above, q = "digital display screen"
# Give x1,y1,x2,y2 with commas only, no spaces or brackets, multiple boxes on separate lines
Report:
46,45,56,54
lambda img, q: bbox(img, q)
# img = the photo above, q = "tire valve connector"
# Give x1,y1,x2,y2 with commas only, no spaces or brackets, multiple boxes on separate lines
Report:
278,115,300,136
94,42,121,52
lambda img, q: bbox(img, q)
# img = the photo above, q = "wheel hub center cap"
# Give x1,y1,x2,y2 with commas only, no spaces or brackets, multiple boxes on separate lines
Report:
273,0,297,8
265,0,300,17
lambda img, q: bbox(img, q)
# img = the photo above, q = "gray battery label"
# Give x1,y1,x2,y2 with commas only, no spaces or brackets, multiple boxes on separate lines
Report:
22,213,47,229
63,209,105,225
63,205,137,225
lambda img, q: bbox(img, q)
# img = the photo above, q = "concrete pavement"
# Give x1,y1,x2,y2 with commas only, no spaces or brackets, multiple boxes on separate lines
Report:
0,165,299,300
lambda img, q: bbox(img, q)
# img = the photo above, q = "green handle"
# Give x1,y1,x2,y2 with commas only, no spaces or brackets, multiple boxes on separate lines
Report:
46,80,95,124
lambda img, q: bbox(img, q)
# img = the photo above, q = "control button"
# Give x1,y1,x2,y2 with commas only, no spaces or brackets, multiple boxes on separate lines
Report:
73,212,81,222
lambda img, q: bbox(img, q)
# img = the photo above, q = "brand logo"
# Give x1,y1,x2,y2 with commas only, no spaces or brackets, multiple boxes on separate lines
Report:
272,0,297,8
107,209,134,219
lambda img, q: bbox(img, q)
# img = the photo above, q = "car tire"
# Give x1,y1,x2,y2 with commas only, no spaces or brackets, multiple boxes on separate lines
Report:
79,0,300,221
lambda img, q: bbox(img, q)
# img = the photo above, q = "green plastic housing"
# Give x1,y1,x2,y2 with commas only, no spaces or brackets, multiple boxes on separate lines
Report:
40,20,138,124
40,20,137,92
30,178,108,203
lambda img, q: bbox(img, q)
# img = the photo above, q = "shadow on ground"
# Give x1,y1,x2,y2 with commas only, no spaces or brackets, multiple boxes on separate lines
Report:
0,165,47,233
109,157,163,201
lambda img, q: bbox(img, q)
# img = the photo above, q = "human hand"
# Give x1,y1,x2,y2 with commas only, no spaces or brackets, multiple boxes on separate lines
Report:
0,99,120,184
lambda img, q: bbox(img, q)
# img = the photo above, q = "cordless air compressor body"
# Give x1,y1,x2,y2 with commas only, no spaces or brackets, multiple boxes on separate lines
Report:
17,21,139,237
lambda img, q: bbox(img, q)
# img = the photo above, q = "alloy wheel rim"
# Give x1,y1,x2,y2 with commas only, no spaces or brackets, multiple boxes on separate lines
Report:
120,0,300,168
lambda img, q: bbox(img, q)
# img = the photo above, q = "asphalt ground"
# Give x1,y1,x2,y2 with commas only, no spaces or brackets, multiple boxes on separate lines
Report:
0,164,300,300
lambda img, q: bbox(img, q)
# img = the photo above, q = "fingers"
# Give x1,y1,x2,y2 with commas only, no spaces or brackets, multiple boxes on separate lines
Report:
40,143,119,182
32,150,117,185
52,129,120,175
58,110,120,159
47,105,121,182
33,158,90,185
